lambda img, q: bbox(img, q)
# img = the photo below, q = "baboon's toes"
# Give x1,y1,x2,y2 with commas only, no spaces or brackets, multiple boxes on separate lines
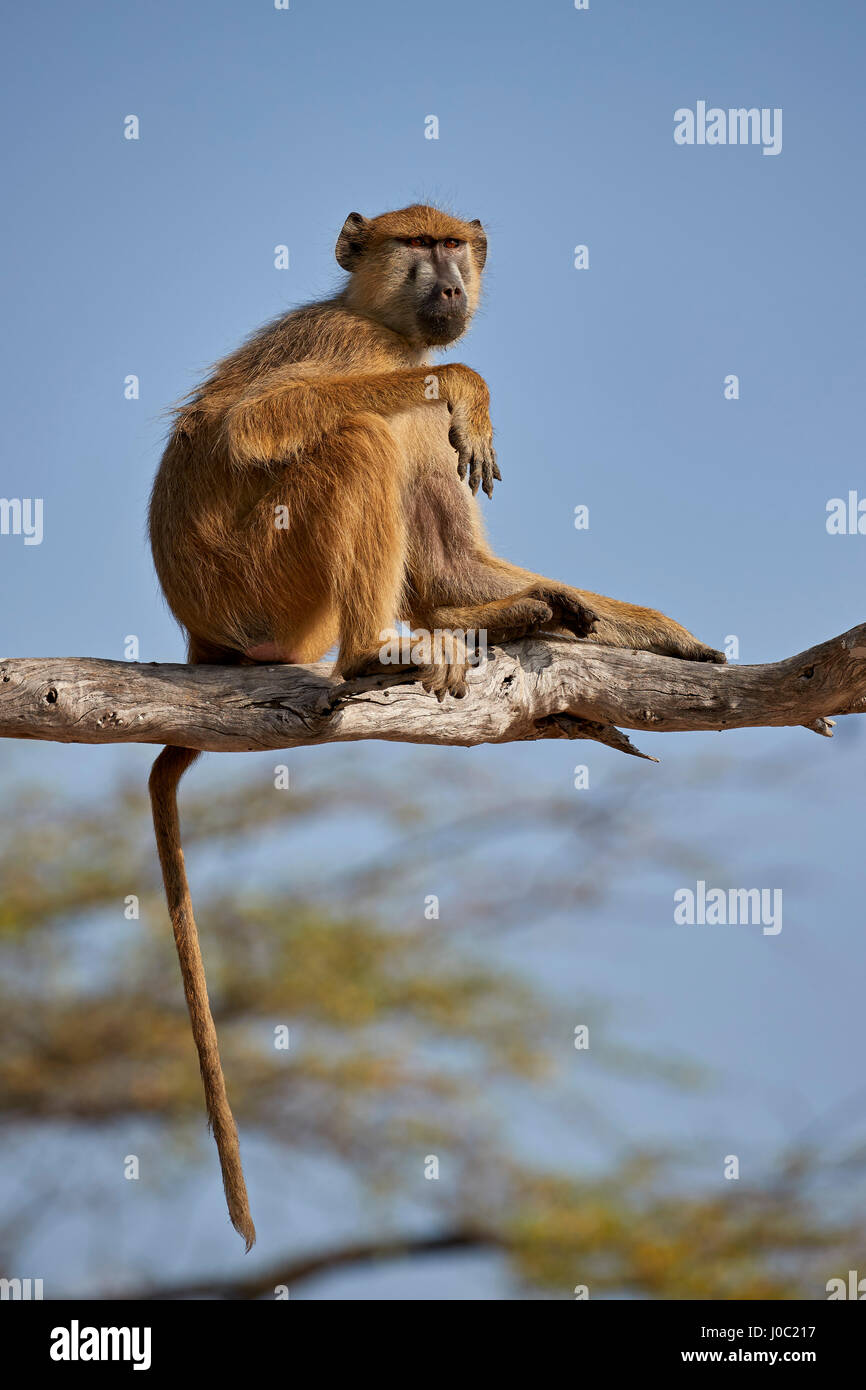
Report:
338,655,382,681
418,664,468,700
338,655,424,686
526,587,598,639
664,638,727,664
557,598,599,639
513,598,555,630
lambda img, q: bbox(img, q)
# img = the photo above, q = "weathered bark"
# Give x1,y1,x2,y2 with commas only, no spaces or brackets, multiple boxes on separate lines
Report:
1,623,865,760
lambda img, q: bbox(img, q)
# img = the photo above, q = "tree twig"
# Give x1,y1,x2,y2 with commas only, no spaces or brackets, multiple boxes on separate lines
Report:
109,1228,500,1300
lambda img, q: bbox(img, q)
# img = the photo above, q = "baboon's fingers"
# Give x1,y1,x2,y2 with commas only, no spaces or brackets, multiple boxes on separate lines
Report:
468,456,482,495
453,442,470,482
449,424,470,480
482,454,494,498
481,447,499,498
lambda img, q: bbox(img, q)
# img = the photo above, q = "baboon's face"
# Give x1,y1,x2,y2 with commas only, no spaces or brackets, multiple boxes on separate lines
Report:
390,234,476,345
336,205,487,349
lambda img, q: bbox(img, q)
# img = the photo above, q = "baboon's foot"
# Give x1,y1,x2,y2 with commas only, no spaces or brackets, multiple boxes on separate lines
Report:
631,621,726,664
416,661,469,702
591,616,726,664
338,652,409,682
673,636,727,664
337,652,469,701
518,586,599,641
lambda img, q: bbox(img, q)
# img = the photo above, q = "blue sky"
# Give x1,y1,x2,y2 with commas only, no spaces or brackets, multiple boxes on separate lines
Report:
1,0,865,1296
3,0,864,670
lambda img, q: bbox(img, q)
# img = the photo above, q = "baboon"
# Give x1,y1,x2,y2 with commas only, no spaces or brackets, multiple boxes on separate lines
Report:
148,203,724,1247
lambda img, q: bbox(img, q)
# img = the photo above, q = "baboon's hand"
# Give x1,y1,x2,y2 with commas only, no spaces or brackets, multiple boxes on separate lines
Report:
448,403,500,498
441,364,500,498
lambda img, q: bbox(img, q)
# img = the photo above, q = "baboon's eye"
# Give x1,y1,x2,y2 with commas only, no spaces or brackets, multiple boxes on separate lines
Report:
406,236,431,248
443,238,462,249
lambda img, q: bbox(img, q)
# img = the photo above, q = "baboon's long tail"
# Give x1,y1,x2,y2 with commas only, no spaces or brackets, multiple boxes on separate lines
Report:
149,745,256,1251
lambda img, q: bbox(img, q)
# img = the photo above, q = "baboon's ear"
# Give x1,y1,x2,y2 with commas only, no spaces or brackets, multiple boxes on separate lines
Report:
336,212,371,271
469,218,487,270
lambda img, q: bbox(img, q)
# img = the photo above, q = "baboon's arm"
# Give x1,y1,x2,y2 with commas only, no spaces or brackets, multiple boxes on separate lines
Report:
224,363,495,482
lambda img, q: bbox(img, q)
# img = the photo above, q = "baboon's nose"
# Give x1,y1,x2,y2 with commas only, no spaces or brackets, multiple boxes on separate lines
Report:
438,284,462,302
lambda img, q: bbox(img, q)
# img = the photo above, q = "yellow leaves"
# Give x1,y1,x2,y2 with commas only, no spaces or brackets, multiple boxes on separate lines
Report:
500,1167,857,1299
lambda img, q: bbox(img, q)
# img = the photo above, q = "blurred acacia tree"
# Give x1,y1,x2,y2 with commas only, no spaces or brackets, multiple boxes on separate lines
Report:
0,748,861,1299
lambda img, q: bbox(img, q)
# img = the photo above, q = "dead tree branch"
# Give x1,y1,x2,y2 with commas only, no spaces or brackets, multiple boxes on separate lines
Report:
1,623,865,760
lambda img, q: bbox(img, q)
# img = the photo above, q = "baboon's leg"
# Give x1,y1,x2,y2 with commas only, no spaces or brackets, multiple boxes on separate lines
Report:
428,553,726,664
401,590,596,699
397,543,723,699
239,412,408,675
